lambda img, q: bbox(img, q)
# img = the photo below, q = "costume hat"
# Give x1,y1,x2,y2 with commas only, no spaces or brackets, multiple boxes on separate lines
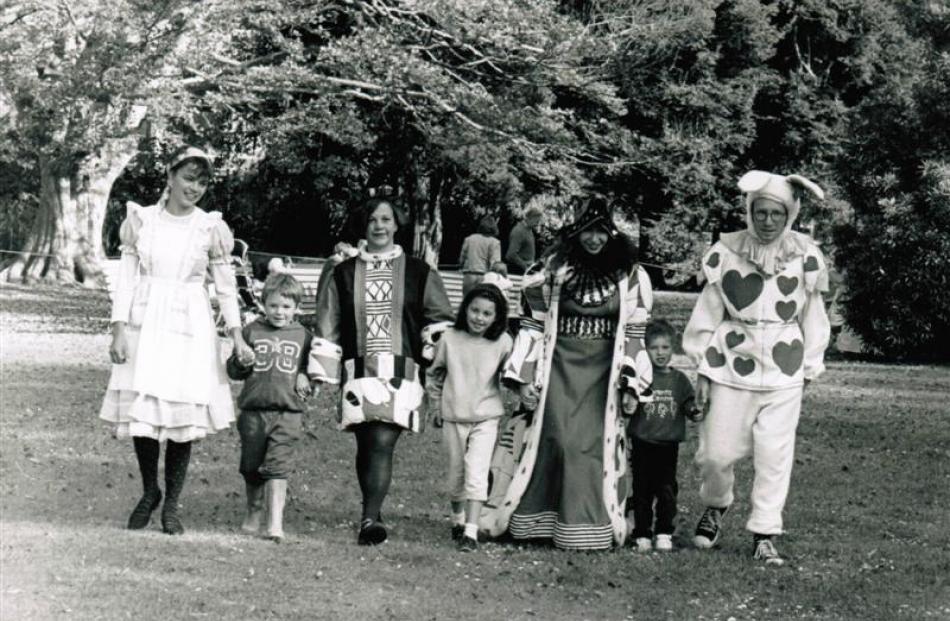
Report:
738,170,824,233
564,196,619,239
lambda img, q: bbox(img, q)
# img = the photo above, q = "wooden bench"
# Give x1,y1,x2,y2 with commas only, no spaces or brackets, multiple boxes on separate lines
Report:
102,258,524,315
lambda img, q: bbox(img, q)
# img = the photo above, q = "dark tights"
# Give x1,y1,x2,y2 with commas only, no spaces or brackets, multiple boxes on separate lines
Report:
132,437,192,504
354,422,402,522
133,437,160,494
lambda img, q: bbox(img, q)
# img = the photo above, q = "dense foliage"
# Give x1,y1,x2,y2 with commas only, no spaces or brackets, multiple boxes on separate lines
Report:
833,48,950,360
2,0,948,357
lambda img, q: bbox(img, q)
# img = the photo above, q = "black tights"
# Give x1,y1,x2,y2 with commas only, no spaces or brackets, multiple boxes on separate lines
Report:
132,437,192,504
354,422,402,522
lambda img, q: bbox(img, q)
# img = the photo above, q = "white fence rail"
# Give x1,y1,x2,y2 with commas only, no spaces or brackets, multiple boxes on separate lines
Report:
101,259,524,315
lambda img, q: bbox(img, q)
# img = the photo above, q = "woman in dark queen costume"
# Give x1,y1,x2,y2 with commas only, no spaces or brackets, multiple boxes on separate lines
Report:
308,194,454,545
482,196,654,550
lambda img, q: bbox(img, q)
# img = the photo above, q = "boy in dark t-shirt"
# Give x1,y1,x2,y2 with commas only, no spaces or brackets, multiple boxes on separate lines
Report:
227,273,312,541
624,320,701,552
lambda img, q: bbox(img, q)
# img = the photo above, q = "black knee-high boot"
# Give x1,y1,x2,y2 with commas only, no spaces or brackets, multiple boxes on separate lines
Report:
162,440,192,535
128,437,162,530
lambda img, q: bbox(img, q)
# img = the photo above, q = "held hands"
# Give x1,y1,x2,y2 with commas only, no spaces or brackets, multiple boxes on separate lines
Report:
295,373,315,400
233,334,255,367
109,323,129,364
621,392,637,415
695,375,711,417
431,409,443,428
688,405,707,423
519,384,539,411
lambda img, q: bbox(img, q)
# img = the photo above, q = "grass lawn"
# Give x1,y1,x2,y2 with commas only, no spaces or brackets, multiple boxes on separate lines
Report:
1,283,948,620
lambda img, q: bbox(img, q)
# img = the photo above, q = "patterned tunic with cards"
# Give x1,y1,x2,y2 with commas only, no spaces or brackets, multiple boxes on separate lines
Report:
308,246,454,432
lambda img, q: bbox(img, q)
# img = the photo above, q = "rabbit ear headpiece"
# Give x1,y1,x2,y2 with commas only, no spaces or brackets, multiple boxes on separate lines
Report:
738,170,824,237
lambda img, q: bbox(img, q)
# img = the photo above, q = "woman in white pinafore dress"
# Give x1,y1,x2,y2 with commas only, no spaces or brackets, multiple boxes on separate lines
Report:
100,146,254,535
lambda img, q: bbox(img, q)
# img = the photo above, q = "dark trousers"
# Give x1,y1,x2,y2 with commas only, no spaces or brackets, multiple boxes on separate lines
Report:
238,410,302,483
629,436,679,538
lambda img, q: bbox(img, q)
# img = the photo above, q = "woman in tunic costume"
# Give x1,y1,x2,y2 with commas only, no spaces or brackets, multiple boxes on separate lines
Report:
100,146,253,534
309,194,454,545
482,196,654,550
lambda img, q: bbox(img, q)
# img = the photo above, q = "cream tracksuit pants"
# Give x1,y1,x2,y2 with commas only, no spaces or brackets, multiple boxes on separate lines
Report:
695,383,803,535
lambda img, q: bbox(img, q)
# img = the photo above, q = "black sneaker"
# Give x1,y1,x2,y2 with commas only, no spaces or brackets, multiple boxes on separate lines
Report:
752,536,785,566
693,506,727,549
457,536,478,552
357,518,388,546
451,524,464,541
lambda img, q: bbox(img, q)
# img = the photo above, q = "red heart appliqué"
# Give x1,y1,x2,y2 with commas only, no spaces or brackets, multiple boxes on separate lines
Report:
706,252,720,268
776,275,798,296
725,331,745,348
776,300,797,321
722,270,764,311
773,339,804,376
804,256,820,272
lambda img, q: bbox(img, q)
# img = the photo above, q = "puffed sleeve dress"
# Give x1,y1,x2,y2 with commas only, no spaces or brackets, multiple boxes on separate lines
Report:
99,202,240,442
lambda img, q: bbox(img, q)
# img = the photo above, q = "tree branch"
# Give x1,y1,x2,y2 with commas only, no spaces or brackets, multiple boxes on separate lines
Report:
57,0,86,42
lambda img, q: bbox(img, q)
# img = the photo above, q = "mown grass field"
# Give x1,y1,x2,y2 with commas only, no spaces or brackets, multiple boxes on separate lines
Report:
1,283,948,620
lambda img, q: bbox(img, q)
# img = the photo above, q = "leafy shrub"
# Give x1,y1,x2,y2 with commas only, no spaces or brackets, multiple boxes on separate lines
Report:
833,162,950,360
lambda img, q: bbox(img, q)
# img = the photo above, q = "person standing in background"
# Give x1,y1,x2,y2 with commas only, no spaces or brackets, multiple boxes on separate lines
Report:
505,207,542,275
459,216,502,295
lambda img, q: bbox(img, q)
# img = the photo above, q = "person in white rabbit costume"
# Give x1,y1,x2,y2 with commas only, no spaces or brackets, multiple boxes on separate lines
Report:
683,171,831,565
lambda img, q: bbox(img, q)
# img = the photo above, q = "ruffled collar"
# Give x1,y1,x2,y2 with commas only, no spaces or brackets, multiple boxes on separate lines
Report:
719,230,810,276
359,244,403,263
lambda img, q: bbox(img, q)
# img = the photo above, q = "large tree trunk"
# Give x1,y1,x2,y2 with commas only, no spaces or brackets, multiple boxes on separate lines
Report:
2,143,137,286
406,168,447,268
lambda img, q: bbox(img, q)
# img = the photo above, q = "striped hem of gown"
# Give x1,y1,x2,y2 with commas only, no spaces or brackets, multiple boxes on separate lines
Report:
509,512,614,550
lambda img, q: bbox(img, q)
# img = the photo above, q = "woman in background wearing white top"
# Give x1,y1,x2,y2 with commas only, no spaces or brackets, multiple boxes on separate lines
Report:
100,146,254,535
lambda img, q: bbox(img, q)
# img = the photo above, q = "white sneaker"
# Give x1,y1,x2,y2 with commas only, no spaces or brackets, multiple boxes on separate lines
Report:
753,537,785,566
635,537,652,552
655,534,673,551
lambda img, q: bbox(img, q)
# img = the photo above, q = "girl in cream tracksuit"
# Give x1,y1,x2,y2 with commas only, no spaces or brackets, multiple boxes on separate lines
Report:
683,171,831,565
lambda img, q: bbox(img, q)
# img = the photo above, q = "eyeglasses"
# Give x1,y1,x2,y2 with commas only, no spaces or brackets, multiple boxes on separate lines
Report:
752,210,787,223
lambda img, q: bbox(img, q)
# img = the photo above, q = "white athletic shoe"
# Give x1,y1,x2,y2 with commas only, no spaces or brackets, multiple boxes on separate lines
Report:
655,534,673,552
635,537,653,552
753,537,785,566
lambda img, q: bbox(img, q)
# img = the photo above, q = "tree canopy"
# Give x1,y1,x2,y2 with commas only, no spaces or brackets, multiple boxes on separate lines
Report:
1,0,947,358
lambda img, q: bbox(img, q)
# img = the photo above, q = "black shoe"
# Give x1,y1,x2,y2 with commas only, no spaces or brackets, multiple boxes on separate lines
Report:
451,524,464,541
127,489,162,530
358,518,388,545
161,502,185,535
457,536,478,552
693,506,727,549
